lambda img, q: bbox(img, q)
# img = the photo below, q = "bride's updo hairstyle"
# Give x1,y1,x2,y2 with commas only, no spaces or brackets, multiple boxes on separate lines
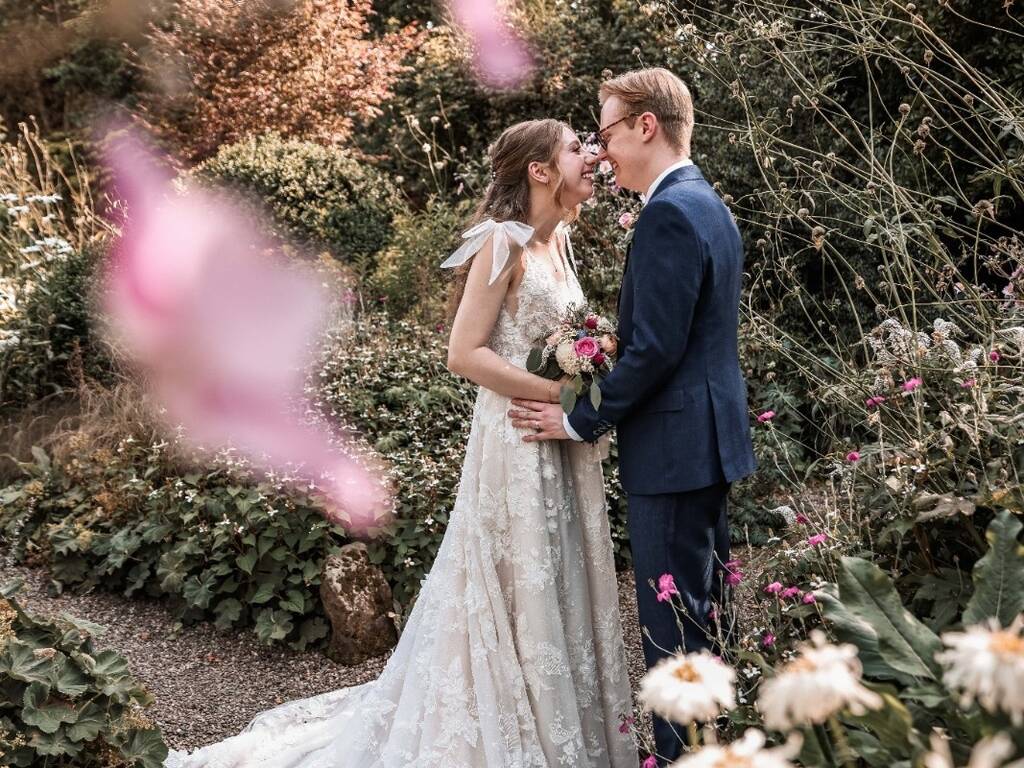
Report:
447,118,577,319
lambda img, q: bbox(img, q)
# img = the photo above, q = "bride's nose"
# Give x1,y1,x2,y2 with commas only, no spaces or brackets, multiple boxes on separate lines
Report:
584,152,598,167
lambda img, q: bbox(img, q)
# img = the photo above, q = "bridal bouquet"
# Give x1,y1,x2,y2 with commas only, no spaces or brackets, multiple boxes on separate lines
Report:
527,303,618,414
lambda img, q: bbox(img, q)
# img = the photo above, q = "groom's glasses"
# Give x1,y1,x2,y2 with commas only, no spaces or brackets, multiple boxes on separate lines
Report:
588,112,641,151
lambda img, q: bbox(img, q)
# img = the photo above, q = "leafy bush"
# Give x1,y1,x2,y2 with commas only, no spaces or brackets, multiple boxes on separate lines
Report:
1,122,113,411
193,134,404,273
0,580,167,767
138,0,423,162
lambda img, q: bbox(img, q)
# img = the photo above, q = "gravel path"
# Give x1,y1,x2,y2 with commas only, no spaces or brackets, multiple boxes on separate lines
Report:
0,558,651,753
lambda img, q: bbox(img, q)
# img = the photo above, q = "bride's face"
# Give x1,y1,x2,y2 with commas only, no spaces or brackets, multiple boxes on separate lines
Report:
552,126,597,207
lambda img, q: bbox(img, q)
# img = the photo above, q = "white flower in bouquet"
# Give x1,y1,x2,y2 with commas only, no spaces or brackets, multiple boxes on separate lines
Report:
639,650,735,725
555,340,582,375
937,616,1024,725
757,630,882,731
670,729,800,768
923,731,1024,768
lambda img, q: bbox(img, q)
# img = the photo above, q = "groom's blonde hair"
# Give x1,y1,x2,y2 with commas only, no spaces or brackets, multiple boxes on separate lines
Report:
599,68,694,154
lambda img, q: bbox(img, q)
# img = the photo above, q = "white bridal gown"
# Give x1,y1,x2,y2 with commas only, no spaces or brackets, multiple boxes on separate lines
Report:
166,229,636,768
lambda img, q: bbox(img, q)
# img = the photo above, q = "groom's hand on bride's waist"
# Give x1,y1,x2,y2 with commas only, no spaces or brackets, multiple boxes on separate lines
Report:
508,400,569,442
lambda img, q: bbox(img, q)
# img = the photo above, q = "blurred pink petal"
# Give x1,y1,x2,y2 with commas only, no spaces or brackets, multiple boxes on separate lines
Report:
102,127,391,534
450,0,533,88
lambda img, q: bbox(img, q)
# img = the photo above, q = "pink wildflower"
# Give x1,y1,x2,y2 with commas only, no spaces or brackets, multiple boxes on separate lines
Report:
780,586,803,600
643,757,658,768
902,377,923,392
618,715,635,734
846,451,861,462
757,410,776,423
708,606,719,621
618,212,635,230
802,593,817,604
764,581,783,595
656,573,679,603
990,350,1001,362
961,378,976,389
808,533,829,547
761,632,776,648
865,395,886,408
795,513,809,525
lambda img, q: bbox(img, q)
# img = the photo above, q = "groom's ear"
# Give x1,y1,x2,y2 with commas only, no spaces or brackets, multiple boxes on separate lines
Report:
639,112,659,143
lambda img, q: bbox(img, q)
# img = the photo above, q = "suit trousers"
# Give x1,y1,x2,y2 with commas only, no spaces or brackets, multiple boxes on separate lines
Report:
627,482,731,765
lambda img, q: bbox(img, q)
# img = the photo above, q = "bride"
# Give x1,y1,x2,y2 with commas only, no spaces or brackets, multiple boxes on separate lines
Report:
166,118,636,768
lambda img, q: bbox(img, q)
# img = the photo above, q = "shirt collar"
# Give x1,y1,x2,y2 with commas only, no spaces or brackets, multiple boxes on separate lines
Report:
642,158,694,205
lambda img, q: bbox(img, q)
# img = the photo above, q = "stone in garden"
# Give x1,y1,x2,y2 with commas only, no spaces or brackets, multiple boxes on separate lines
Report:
320,543,397,665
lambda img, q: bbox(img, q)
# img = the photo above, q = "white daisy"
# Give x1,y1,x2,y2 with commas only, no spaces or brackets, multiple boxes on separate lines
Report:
923,731,1024,768
639,650,735,725
757,630,882,731
937,616,1024,725
670,729,800,768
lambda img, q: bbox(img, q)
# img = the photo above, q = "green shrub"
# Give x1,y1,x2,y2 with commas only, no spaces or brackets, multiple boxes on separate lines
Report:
193,133,404,272
0,580,167,767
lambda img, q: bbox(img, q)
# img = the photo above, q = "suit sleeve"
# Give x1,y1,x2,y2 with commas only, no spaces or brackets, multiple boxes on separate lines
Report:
568,200,703,442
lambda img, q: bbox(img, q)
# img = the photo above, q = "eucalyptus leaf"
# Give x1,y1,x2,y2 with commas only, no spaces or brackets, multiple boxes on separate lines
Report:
963,510,1024,627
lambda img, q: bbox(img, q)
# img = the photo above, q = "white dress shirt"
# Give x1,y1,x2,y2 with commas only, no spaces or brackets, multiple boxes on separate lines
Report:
562,157,694,442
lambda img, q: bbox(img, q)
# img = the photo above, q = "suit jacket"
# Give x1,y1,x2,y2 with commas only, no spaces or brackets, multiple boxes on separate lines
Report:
567,164,757,495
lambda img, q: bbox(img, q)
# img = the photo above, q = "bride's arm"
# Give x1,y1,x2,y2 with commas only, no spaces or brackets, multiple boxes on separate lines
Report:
446,236,560,403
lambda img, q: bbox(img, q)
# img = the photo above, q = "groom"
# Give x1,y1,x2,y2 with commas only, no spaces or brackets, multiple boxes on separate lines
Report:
508,68,756,763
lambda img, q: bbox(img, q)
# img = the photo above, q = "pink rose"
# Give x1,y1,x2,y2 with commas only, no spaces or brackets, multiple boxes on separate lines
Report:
592,352,606,366
865,395,886,408
618,212,634,230
764,581,783,595
757,410,775,423
902,377,923,392
573,336,600,359
808,533,828,547
846,451,861,462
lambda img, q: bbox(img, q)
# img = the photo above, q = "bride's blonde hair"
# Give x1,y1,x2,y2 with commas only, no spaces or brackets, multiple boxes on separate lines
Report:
447,119,579,320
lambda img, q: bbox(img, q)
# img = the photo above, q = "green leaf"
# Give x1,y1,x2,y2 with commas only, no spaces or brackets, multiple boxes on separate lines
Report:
559,386,577,415
214,598,243,629
964,510,1024,627
254,609,293,643
22,682,78,734
589,381,602,410
53,656,90,697
91,650,129,680
250,581,276,604
526,347,544,373
65,703,106,742
843,686,913,754
0,640,52,685
280,589,306,613
235,550,258,575
116,728,169,768
29,727,83,757
833,557,942,680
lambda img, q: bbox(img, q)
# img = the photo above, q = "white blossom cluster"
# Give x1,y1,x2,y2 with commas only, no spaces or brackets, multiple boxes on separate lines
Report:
867,317,983,374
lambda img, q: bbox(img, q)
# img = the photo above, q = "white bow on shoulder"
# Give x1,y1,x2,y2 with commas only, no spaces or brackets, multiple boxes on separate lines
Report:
441,218,535,285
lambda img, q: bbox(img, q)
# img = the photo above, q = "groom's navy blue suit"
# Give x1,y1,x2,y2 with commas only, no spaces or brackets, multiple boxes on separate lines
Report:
567,164,756,764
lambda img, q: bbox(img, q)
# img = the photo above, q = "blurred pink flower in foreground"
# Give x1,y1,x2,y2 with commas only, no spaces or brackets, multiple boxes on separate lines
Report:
102,128,391,534
450,0,533,89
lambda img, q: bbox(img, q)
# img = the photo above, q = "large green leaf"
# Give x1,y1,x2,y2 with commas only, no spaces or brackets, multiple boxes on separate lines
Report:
52,655,90,697
116,728,169,768
843,685,914,754
963,511,1024,627
0,640,53,685
65,703,106,742
834,557,941,680
818,586,909,683
28,727,83,757
22,682,78,734
91,650,129,680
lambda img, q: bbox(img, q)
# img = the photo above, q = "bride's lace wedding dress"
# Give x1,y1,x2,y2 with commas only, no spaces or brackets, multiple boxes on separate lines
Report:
166,228,636,768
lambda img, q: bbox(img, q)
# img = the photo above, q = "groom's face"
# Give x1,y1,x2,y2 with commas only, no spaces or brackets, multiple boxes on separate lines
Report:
596,96,644,193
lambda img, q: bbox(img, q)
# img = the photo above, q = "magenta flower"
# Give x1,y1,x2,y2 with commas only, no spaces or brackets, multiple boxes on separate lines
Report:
802,593,817,604
902,377,923,392
764,581,783,595
808,533,829,547
780,586,803,600
757,410,776,423
450,0,533,89
726,571,743,587
573,336,600,359
708,606,719,621
618,715,635,734
795,513,809,525
846,451,861,462
585,314,599,330
865,395,886,408
102,128,391,534
990,350,1001,362
643,757,657,768
657,573,679,595
962,378,976,389
618,212,635,230
761,632,776,648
